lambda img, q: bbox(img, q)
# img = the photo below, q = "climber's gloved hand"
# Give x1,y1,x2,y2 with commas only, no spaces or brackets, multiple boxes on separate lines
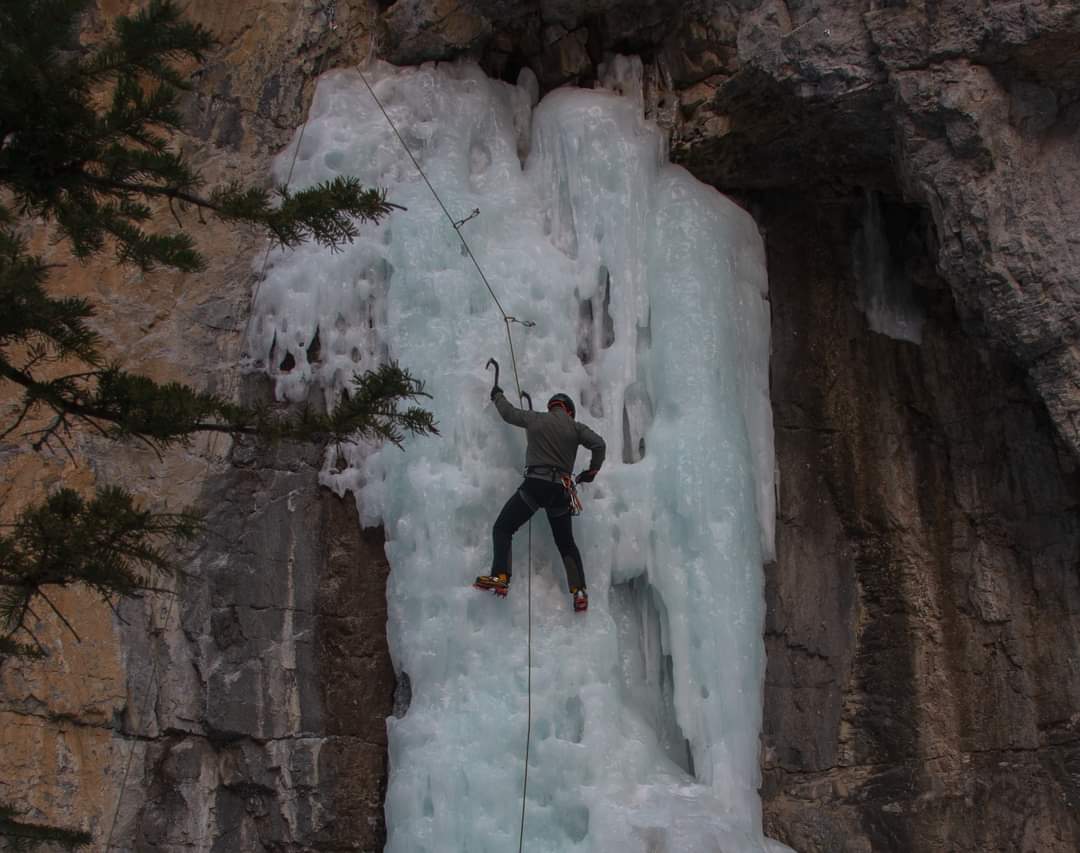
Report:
490,385,503,401
576,469,598,484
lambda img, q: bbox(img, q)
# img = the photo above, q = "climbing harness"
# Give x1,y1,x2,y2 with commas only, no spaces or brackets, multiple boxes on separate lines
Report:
521,465,584,517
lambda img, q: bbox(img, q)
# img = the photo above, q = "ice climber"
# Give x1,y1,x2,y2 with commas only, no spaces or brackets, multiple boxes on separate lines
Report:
473,386,605,612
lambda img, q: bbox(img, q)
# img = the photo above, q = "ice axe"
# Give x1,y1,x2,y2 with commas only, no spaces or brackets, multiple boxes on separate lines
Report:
486,358,532,409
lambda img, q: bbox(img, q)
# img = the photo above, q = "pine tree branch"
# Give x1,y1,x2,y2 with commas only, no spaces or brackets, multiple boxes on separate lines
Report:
1,1,397,272
0,399,35,441
78,172,221,212
0,486,203,641
0,634,46,658
36,587,81,643
81,173,404,252
0,0,434,659
84,0,215,84
28,412,78,460
1,360,438,451
20,613,49,656
1,226,104,362
0,361,251,444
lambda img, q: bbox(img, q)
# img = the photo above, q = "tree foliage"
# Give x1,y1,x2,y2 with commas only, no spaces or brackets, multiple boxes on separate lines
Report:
0,487,201,641
0,0,398,270
0,0,437,660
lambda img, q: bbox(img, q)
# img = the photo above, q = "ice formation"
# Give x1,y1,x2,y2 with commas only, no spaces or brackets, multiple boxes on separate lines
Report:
248,59,781,853
853,190,925,344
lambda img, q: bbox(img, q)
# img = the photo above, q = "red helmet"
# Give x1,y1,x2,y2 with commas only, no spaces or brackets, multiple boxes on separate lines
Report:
547,393,575,418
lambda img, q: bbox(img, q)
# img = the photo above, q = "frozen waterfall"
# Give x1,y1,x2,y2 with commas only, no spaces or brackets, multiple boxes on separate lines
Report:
248,60,780,853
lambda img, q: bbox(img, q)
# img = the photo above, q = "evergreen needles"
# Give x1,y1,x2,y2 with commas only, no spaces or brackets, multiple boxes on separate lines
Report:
0,0,437,665
0,486,201,640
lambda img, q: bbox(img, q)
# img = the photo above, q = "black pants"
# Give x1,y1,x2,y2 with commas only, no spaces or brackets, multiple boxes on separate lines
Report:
492,477,586,591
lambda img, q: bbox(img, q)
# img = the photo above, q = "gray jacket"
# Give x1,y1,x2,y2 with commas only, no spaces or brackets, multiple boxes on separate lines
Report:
494,391,605,475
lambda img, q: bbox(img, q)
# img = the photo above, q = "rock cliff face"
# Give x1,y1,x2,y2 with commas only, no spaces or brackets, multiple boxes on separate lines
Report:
760,191,1080,852
1,2,395,850
3,1,1079,851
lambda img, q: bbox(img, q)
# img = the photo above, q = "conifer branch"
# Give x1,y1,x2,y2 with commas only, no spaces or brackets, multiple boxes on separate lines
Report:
0,635,46,659
0,358,439,453
0,0,435,680
0,486,202,642
0,0,398,271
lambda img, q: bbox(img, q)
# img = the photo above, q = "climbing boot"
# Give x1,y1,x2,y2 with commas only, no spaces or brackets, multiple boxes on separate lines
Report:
572,588,588,613
473,573,510,597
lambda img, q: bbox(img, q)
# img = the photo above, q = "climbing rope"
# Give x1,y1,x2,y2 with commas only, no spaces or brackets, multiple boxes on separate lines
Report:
354,67,534,398
245,49,330,333
353,64,536,852
520,518,532,853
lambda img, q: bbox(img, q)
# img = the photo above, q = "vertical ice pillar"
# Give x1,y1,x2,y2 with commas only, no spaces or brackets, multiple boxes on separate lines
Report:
247,60,777,853
644,164,771,810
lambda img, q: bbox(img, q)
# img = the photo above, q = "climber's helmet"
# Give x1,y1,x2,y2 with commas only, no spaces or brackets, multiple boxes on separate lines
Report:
547,393,576,419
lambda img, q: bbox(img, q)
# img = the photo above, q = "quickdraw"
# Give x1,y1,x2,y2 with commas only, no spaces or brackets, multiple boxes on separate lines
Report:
561,474,583,516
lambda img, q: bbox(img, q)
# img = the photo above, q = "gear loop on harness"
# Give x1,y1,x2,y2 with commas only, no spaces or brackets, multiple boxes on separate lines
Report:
561,473,584,516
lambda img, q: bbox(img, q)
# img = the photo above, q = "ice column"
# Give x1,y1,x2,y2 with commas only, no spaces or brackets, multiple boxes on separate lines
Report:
248,60,780,853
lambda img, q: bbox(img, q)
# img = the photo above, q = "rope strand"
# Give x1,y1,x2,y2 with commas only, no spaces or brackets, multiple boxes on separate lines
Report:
354,63,535,852
519,520,532,853
354,67,529,397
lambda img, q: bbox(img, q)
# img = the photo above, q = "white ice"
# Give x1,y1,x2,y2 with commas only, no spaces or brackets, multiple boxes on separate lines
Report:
248,59,780,853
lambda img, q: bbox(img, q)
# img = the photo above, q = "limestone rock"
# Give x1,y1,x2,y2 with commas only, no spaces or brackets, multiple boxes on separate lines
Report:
759,189,1080,852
